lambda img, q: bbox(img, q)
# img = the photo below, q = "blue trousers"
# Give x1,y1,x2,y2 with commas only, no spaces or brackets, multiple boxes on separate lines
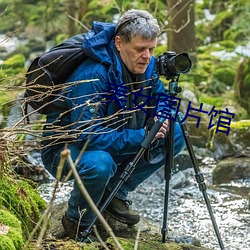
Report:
41,123,185,226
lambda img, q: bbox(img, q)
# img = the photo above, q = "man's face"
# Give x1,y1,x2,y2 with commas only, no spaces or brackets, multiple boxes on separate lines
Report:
115,35,157,74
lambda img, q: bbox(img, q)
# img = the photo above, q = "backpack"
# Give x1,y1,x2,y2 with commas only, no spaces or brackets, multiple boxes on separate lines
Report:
24,34,87,115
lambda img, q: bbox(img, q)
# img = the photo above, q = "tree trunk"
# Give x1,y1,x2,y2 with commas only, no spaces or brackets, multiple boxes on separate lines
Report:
78,0,88,20
167,0,196,62
67,0,77,36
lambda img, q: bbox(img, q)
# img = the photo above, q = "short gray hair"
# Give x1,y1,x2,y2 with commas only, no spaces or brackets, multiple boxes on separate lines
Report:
115,9,160,43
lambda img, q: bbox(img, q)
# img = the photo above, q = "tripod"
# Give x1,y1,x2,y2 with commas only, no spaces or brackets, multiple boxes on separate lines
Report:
82,77,225,250
161,78,225,249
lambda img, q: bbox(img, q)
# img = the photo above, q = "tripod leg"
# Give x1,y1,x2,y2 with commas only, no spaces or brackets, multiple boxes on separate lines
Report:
177,112,225,250
162,118,175,243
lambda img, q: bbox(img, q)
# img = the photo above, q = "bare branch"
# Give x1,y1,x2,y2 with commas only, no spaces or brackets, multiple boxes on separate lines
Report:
62,148,124,250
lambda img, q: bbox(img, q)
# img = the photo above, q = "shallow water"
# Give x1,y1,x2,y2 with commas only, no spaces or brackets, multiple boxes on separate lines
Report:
129,158,250,250
38,157,250,250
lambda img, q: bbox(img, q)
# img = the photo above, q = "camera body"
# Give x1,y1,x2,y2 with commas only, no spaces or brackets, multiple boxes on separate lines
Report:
156,51,192,79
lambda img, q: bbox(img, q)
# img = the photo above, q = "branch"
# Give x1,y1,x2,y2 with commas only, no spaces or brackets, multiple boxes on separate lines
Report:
61,148,124,250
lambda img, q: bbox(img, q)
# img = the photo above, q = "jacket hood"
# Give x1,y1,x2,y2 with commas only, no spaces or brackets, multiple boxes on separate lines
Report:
82,21,116,65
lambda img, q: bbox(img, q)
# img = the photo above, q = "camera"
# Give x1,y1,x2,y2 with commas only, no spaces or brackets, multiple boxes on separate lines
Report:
156,51,192,79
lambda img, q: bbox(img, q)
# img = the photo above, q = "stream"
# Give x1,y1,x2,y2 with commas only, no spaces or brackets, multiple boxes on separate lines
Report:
38,155,250,250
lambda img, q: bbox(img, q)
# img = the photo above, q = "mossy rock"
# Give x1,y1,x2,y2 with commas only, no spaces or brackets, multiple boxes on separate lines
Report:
0,209,24,250
0,174,47,239
213,157,250,184
209,120,250,160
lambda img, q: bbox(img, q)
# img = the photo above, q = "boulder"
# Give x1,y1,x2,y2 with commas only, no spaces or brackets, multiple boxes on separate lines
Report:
213,156,250,184
209,120,250,160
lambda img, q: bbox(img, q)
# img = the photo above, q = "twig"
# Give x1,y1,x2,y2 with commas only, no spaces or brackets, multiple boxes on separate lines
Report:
68,14,89,31
61,148,124,250
93,225,110,250
22,154,65,249
134,219,142,250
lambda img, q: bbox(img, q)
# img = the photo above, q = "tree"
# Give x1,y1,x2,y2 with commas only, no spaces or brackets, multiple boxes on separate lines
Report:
166,0,196,62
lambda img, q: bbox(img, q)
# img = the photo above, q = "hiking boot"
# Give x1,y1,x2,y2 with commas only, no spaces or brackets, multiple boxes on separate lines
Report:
61,213,97,243
105,196,140,225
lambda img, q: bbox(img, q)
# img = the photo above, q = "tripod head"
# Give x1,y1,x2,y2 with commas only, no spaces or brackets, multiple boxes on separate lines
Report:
168,76,182,97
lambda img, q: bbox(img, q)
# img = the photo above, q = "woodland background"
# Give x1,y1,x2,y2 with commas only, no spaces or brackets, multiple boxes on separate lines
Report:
0,0,250,123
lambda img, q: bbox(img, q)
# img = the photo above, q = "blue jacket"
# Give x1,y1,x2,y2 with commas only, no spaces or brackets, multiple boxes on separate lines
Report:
44,21,166,156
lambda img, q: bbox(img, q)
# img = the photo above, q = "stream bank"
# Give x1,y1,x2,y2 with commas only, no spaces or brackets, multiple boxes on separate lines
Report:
38,152,250,250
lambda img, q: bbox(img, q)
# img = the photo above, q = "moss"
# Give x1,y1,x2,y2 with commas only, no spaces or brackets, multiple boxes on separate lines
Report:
0,235,16,250
105,237,208,250
209,119,250,154
0,209,21,229
213,67,235,86
0,54,26,87
7,228,24,249
199,95,224,107
230,120,250,129
0,175,47,239
1,54,25,69
0,209,24,249
217,40,237,51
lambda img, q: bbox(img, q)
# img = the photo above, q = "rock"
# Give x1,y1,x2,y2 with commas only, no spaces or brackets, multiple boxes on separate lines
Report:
213,156,250,184
170,168,193,189
44,201,212,250
210,120,250,184
209,120,250,160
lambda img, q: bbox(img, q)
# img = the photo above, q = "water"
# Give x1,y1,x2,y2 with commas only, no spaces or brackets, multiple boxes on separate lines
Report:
129,158,250,250
38,157,250,250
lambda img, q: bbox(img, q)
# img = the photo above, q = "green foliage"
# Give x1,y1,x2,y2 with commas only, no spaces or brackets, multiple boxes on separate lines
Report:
196,0,250,47
209,10,234,42
192,41,241,95
199,95,224,107
0,54,26,85
1,54,25,69
154,44,167,57
234,57,250,116
213,67,235,86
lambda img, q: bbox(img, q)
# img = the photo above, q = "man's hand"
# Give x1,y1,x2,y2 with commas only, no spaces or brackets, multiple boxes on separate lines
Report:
154,116,169,139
